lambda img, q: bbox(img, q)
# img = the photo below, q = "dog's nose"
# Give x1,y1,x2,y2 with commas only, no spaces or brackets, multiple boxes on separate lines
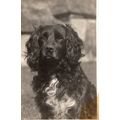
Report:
46,46,54,54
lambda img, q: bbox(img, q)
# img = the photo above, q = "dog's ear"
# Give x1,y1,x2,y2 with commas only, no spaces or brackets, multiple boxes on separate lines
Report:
25,26,43,71
65,24,84,65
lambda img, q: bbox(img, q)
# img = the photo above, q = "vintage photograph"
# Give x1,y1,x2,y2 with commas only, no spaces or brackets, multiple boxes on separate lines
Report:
21,0,97,119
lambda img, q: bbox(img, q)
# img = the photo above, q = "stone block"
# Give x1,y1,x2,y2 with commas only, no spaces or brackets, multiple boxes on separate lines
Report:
69,18,87,40
21,0,63,32
67,0,96,16
48,0,96,17
83,20,96,61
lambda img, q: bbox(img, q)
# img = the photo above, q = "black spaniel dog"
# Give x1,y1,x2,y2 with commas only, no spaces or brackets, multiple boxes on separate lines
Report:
26,24,97,119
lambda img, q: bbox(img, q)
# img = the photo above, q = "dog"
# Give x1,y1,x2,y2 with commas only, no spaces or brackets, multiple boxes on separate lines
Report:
26,24,97,119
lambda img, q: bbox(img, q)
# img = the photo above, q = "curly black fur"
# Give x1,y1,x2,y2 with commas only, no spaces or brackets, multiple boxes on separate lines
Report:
26,24,97,119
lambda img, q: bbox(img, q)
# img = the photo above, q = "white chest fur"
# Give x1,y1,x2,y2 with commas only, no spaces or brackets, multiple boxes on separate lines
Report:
45,77,76,118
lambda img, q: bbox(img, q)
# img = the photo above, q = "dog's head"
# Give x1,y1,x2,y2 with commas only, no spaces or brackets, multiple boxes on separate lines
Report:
26,24,84,71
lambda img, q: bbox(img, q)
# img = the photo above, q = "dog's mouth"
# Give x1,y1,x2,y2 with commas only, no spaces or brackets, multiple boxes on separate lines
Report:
45,55,54,59
40,51,61,68
41,55,59,64
42,52,59,61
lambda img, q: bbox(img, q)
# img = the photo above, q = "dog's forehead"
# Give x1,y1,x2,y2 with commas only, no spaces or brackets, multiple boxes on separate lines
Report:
42,25,66,35
53,25,66,35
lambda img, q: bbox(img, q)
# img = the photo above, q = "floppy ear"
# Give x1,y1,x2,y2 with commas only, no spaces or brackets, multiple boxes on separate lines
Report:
25,26,43,71
65,24,84,65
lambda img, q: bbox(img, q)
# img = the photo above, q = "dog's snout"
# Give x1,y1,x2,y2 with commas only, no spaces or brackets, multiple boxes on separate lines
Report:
46,46,54,53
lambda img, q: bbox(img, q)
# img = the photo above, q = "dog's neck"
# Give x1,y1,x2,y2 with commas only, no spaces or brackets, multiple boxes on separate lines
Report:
38,61,81,79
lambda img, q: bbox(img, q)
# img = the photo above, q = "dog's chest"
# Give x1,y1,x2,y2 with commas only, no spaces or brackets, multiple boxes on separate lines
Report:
44,76,76,118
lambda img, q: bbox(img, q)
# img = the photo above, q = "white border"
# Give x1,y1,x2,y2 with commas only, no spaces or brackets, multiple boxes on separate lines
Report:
0,0,120,119
0,0,21,120
97,0,120,119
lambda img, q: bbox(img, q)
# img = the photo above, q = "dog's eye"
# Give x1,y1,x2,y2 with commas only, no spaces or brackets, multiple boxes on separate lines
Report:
55,31,63,40
42,32,48,39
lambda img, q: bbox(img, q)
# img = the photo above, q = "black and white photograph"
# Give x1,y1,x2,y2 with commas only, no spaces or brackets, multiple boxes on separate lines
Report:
21,0,97,119
1,0,120,120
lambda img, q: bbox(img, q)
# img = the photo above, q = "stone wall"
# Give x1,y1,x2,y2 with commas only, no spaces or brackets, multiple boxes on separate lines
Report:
21,0,96,66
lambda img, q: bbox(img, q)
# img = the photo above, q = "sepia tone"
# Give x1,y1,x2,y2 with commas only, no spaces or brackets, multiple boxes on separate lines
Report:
21,0,97,119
